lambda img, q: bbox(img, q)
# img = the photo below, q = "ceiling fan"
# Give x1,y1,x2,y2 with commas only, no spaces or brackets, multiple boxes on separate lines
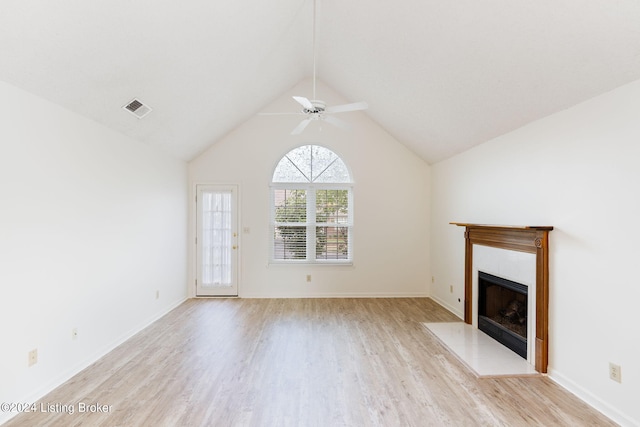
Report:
260,0,368,135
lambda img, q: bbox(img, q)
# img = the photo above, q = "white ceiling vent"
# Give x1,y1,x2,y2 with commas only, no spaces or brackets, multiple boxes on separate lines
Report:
123,98,152,119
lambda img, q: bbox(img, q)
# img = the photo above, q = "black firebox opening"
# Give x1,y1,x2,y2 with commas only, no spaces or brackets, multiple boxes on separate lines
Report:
478,271,528,359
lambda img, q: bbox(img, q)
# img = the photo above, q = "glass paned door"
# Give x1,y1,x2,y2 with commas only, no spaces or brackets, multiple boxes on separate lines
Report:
196,185,238,296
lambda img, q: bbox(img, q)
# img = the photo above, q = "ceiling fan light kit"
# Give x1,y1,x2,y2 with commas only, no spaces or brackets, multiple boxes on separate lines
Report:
260,0,368,135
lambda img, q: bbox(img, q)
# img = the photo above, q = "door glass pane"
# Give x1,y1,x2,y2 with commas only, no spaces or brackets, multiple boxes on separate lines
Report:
201,191,232,287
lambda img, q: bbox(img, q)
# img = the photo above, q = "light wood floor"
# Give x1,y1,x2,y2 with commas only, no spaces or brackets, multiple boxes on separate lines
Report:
5,298,616,427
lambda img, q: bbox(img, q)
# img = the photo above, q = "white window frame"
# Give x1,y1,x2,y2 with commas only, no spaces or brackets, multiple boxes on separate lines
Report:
269,144,353,265
270,183,353,265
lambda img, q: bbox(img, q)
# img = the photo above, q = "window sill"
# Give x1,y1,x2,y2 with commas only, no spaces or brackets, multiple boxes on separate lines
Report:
268,260,354,267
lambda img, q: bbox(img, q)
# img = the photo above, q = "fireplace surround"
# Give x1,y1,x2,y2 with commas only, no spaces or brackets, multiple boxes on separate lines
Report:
451,223,553,373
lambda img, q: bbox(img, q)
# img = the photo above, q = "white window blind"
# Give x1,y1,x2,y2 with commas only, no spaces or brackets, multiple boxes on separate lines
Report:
314,189,351,260
273,189,308,260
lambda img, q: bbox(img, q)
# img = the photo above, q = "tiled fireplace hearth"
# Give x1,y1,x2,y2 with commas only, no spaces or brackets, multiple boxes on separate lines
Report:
449,224,552,374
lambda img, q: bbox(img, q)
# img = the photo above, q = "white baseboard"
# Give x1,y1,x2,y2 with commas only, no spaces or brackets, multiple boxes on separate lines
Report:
548,369,638,427
0,297,187,426
239,292,430,298
429,294,464,320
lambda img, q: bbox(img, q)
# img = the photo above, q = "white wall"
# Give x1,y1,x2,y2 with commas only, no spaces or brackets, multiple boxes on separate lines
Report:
0,81,188,424
189,79,431,298
430,79,640,426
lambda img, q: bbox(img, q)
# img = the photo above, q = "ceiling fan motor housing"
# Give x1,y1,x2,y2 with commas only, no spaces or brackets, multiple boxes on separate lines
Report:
303,100,326,114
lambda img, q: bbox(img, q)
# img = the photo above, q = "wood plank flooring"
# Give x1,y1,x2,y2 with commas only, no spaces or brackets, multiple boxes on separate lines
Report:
4,298,616,426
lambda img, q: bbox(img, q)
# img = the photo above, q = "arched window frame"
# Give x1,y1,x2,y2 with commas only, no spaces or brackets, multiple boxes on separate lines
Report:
270,145,353,264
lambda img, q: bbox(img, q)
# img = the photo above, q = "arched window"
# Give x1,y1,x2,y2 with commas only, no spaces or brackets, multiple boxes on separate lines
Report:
270,145,353,263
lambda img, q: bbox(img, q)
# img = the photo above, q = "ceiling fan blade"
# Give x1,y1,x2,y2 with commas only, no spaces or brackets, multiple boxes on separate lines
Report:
325,101,368,114
293,96,314,110
291,118,313,135
323,115,351,131
258,112,305,116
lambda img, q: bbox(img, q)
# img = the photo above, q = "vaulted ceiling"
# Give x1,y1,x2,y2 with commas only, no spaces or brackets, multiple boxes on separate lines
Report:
2,0,640,164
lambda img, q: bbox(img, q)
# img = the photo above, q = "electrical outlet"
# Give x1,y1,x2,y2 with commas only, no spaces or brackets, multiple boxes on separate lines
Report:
156,290,160,300
450,285,454,293
72,328,78,340
306,275,312,282
431,276,435,283
609,362,622,383
28,349,38,367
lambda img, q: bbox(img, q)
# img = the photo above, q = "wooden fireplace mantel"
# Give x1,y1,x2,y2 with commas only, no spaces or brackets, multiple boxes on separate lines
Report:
450,223,553,373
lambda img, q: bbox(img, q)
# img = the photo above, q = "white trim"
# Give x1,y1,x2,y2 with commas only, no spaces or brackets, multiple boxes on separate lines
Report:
548,369,638,427
430,294,464,320
190,181,242,298
271,183,352,191
268,260,354,266
239,292,431,299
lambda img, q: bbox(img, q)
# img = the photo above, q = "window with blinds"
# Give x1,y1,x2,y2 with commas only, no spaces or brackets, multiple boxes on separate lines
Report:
271,145,352,264
273,189,307,260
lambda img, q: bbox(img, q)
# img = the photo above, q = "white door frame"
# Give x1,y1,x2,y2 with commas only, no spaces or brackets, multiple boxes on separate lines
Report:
195,184,240,297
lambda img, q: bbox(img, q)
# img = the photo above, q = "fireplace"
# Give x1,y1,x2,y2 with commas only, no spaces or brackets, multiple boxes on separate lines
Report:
451,223,552,373
478,271,528,358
